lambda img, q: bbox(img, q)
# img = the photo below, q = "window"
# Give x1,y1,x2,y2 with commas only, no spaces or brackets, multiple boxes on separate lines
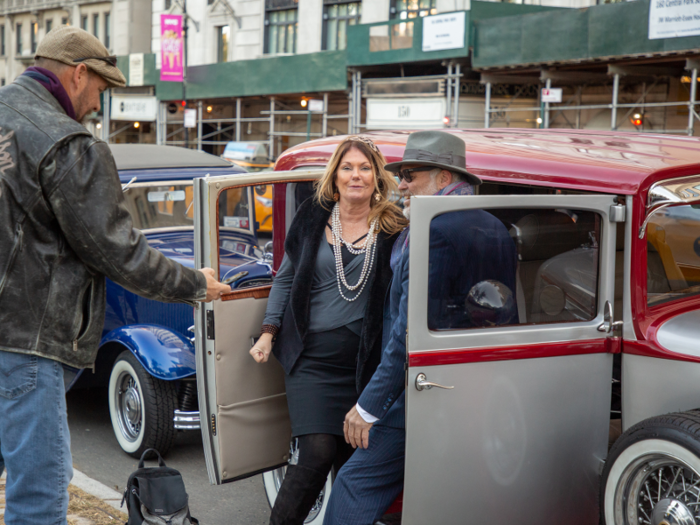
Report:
15,23,22,55
93,14,99,38
81,15,88,32
123,183,195,230
427,208,601,330
104,13,110,48
30,22,38,54
1,26,5,56
369,22,414,52
62,17,69,26
323,1,361,51
390,0,437,19
165,0,172,9
646,204,700,306
264,4,298,55
1,79,5,86
45,19,53,35
217,25,229,62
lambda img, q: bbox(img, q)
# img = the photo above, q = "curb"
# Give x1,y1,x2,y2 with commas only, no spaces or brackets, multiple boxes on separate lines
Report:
0,468,123,518
71,469,124,513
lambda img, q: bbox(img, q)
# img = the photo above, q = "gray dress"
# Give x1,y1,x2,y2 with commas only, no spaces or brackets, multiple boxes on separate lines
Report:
263,233,373,437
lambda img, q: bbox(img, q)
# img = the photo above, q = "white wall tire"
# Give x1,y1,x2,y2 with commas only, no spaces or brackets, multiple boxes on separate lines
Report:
601,411,700,524
262,466,333,525
108,350,177,458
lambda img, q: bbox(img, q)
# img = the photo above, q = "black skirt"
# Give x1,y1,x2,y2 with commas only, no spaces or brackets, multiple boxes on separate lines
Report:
285,323,361,437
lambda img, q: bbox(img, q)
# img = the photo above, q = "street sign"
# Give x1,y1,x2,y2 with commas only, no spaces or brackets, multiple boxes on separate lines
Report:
110,95,158,122
184,109,197,128
541,88,563,103
422,12,466,52
308,99,324,112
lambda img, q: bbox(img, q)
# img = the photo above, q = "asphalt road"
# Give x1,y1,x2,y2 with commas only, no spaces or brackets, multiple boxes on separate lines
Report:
66,387,272,524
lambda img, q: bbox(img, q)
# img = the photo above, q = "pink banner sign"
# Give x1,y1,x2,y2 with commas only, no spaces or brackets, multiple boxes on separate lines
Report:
160,14,183,82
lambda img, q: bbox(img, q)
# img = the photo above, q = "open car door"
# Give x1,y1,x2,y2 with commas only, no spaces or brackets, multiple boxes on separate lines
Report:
403,194,623,524
193,169,324,484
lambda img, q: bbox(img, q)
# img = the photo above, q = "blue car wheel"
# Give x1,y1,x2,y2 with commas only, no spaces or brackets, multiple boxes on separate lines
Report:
108,350,177,458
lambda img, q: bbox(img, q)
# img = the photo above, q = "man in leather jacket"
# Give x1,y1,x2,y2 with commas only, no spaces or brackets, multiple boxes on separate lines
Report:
0,27,230,525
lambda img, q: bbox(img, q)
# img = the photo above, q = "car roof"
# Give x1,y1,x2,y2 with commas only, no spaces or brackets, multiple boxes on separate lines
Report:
274,129,700,195
109,144,234,171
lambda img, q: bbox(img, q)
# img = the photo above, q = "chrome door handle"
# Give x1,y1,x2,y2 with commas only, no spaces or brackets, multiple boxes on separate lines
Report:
597,301,623,334
415,373,454,391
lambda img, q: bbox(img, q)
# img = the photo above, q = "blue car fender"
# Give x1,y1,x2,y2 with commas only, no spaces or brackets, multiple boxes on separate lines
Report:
100,324,196,380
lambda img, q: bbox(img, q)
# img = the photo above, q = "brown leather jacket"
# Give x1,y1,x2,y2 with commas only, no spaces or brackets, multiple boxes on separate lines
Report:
0,75,206,369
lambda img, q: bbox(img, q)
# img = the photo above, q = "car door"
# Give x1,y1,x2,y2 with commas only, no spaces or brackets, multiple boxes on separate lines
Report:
193,169,324,484
403,194,623,525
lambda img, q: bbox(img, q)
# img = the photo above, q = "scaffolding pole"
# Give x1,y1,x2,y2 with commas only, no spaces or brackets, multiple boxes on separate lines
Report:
322,93,329,137
452,63,461,127
103,89,111,143
689,68,698,137
235,98,241,142
544,78,551,129
484,82,491,129
269,97,275,160
446,63,452,127
197,101,203,151
611,73,620,131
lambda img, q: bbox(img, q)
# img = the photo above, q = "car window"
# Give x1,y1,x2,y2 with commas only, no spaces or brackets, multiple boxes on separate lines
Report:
646,204,700,306
123,183,194,230
428,208,601,330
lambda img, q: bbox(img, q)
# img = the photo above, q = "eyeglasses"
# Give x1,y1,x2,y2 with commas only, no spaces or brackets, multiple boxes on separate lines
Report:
397,167,432,183
73,55,118,67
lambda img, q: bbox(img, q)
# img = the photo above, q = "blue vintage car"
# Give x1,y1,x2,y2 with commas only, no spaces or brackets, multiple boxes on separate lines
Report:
71,144,274,458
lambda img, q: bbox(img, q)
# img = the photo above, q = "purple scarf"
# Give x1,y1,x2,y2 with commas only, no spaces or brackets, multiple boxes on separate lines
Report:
22,67,76,121
390,181,474,271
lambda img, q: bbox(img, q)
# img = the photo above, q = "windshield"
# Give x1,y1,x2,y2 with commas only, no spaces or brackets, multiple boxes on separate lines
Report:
123,183,194,230
646,204,700,306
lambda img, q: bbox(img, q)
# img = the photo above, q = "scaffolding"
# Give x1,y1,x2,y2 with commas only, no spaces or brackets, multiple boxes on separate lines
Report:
482,58,700,136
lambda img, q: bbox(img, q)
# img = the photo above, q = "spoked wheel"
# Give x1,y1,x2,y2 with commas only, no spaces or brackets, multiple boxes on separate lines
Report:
262,440,333,525
108,350,177,458
602,411,700,525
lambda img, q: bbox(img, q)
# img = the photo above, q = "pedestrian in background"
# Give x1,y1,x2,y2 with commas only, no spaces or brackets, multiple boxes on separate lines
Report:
0,26,230,525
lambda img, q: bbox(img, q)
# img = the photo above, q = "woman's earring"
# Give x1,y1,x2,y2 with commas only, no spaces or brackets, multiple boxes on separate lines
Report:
374,193,381,202
333,192,340,202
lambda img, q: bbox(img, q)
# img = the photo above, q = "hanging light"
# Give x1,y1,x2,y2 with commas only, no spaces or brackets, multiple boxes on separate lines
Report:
206,105,213,113
134,122,140,129
300,99,308,108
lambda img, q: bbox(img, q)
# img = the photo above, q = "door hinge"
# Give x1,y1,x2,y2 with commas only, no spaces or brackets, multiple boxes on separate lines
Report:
610,204,626,223
211,414,217,436
206,310,215,340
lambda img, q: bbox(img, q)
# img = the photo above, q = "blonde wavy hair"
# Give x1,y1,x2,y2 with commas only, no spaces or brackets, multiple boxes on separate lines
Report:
315,136,407,236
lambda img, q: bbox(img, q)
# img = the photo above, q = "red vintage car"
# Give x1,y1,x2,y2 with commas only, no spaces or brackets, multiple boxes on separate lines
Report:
194,129,700,525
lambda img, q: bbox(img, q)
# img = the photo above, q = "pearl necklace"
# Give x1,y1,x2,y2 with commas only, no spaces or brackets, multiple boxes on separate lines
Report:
330,203,378,302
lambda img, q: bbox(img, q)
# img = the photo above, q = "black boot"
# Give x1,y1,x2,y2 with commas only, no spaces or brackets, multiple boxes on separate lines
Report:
269,464,329,525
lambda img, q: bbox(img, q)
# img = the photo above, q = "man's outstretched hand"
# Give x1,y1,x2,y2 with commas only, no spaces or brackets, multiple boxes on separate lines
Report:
344,404,373,449
199,268,231,301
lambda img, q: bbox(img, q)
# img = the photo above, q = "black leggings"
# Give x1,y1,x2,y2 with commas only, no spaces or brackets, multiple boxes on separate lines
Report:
269,433,355,525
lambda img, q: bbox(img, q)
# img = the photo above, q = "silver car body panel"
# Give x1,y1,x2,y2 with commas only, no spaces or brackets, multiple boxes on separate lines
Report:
403,195,617,525
656,310,700,357
622,353,700,431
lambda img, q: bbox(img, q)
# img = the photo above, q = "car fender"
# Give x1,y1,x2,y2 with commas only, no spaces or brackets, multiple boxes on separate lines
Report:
100,324,195,381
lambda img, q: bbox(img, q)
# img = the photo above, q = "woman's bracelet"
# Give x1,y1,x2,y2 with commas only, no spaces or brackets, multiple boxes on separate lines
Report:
260,324,279,338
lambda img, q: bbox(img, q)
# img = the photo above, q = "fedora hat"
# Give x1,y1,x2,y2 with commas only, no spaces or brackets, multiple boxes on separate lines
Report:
384,130,482,186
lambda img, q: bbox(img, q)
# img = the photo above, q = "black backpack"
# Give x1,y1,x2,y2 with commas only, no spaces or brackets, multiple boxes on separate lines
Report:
121,449,199,525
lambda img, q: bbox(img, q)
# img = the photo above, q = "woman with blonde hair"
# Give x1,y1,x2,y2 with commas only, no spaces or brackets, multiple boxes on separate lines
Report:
250,136,406,525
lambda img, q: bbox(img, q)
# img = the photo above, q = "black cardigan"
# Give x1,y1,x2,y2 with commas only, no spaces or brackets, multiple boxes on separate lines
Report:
272,197,400,393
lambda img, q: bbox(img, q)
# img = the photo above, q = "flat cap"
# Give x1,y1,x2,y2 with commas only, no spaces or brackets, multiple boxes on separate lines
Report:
35,26,126,88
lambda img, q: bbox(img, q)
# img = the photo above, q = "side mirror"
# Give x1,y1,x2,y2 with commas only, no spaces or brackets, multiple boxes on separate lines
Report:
465,280,516,327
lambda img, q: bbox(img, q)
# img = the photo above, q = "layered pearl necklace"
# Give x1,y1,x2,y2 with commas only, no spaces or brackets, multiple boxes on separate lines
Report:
330,203,378,302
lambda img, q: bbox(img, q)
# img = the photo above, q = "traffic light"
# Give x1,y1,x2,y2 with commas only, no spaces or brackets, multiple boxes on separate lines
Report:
631,113,643,127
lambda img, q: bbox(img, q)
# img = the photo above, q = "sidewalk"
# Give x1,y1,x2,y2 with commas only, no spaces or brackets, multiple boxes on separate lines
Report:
0,469,127,525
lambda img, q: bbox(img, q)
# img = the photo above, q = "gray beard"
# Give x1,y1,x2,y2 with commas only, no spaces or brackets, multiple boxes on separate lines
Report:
402,178,440,222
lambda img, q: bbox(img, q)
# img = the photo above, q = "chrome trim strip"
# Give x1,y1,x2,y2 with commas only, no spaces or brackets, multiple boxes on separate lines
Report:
173,410,201,430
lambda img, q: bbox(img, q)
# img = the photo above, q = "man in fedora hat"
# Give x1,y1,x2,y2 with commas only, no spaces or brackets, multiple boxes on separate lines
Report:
324,130,517,524
0,27,230,524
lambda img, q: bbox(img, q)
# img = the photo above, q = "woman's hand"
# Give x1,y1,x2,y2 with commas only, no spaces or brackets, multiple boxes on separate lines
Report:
250,333,274,363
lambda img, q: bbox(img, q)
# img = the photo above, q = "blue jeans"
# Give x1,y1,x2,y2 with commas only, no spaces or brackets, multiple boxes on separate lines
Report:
324,425,405,525
0,351,72,525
